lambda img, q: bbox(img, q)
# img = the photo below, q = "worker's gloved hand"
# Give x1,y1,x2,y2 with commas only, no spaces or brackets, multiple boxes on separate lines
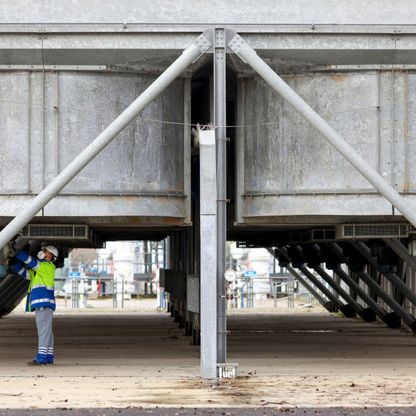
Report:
7,259,21,274
5,241,17,259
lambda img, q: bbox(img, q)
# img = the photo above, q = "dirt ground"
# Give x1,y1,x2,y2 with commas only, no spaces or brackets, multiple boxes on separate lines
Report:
1,299,416,410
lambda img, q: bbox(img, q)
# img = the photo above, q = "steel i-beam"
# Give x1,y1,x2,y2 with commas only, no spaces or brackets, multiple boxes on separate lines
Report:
383,239,416,272
0,31,212,250
313,265,374,321
330,264,383,322
199,130,218,379
352,241,416,308
287,266,333,312
298,265,355,317
278,246,343,313
214,27,227,366
330,242,416,330
271,248,333,313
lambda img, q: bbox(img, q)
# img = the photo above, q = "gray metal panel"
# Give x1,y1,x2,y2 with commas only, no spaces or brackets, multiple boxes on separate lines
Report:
238,70,416,222
0,70,188,221
243,72,379,192
28,72,45,193
0,72,30,193
3,0,416,25
407,74,416,191
57,72,184,193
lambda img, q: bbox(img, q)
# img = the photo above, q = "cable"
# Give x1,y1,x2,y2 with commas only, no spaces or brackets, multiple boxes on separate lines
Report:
0,97,382,129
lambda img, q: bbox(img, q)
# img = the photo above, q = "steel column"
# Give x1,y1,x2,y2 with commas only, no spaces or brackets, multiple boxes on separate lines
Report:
356,269,416,330
199,130,218,379
227,31,416,229
313,265,363,318
277,246,342,312
271,248,333,312
352,241,416,307
0,32,211,250
383,238,416,273
183,77,192,225
331,243,416,330
331,265,384,321
214,28,227,365
297,266,345,313
287,267,332,311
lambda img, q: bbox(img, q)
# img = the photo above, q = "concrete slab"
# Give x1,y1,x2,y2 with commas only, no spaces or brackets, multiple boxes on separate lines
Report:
1,310,416,409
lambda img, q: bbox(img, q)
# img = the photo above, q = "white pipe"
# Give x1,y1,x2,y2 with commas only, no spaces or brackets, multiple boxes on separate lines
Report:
228,32,416,229
0,37,208,249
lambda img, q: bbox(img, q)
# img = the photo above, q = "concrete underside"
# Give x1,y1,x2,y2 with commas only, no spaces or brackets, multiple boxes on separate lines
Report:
1,310,416,409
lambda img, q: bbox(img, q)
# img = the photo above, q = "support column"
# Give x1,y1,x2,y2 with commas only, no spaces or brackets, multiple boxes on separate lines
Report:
330,264,383,322
183,77,192,225
331,242,416,330
298,265,355,318
352,241,416,307
383,239,416,272
356,269,416,330
313,265,375,322
271,248,333,313
199,130,217,378
214,27,227,365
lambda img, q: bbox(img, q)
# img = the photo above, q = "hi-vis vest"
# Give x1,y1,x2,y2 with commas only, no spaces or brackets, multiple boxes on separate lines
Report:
26,261,56,312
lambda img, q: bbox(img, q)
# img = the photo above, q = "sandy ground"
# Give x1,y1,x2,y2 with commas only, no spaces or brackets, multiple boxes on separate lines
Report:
1,299,416,409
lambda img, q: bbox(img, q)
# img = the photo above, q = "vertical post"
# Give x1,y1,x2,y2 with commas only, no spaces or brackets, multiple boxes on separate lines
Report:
183,77,192,225
200,130,218,378
214,27,227,365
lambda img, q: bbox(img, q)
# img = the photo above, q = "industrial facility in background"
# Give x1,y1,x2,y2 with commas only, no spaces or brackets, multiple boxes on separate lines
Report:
57,242,308,311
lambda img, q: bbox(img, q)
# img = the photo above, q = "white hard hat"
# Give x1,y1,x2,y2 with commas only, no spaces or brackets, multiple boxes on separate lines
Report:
43,245,58,259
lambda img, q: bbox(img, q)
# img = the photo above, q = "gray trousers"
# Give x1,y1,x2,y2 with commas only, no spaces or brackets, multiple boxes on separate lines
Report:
35,307,54,359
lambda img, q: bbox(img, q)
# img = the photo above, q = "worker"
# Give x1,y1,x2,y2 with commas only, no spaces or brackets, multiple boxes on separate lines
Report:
9,245,58,366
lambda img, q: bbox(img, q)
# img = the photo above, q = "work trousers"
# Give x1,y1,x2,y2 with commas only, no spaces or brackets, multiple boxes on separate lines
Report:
35,307,54,363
